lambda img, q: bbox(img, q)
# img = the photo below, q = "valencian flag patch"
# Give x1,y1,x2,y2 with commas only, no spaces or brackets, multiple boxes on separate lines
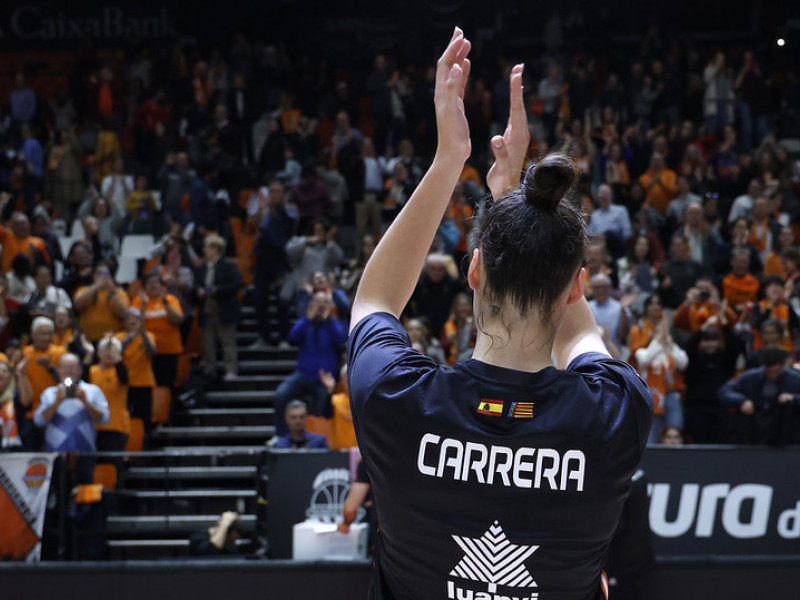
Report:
509,402,534,418
477,399,504,416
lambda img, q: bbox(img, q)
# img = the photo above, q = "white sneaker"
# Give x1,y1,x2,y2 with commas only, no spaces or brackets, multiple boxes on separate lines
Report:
248,338,270,349
278,341,290,349
223,371,237,381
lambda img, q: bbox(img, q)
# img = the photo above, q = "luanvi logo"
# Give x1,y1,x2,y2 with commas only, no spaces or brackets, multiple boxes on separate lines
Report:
447,520,540,600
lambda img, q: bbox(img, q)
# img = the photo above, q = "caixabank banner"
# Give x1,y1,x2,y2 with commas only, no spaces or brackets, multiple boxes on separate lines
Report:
0,453,57,561
641,446,800,556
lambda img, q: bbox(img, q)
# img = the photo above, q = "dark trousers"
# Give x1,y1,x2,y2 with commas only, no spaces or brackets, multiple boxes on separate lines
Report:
272,371,332,437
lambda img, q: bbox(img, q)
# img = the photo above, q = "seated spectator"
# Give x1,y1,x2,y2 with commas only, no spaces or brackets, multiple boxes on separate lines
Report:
665,174,702,225
31,206,63,269
381,161,415,225
340,234,376,306
73,262,130,343
728,178,762,224
90,335,130,452
6,253,36,303
115,308,156,437
288,160,333,235
33,353,109,482
719,346,800,445
684,315,740,444
722,247,760,317
271,291,346,439
660,426,685,445
634,313,689,444
659,233,706,309
587,184,632,260
274,399,329,449
407,252,463,340
100,157,133,216
195,234,242,380
406,316,447,365
440,292,476,365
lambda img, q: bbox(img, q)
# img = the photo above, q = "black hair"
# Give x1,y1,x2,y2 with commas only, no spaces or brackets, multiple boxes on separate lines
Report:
762,274,785,290
476,153,584,321
760,345,788,367
10,253,33,277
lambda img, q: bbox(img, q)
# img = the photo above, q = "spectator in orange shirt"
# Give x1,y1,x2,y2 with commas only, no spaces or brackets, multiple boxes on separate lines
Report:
115,308,156,438
0,196,51,274
73,262,130,343
722,247,760,316
132,271,183,397
638,152,677,215
751,275,794,353
19,317,68,449
763,225,796,278
672,279,738,339
91,335,130,452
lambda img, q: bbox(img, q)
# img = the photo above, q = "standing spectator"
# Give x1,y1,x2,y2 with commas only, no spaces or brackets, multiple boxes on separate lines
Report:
21,264,73,327
1,355,32,450
703,51,734,138
719,347,800,445
288,161,333,236
18,124,44,214
88,120,122,186
273,399,329,449
77,195,124,257
684,313,740,444
158,152,193,226
9,72,36,132
440,292,476,365
195,235,242,380
635,313,689,443
73,262,130,343
365,54,392,155
124,175,158,234
0,196,51,274
407,253,463,340
33,353,109,483
91,335,130,452
728,178,763,223
750,275,794,353
638,152,677,216
405,316,447,365
763,226,796,278
356,138,385,240
251,180,297,348
57,241,94,299
665,175,702,225
6,253,36,303
617,235,660,302
282,220,343,312
132,272,183,394
537,65,565,145
271,291,346,438
31,207,63,269
115,308,156,439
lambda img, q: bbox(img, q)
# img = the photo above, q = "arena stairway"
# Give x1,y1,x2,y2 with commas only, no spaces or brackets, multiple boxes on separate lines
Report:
103,288,294,559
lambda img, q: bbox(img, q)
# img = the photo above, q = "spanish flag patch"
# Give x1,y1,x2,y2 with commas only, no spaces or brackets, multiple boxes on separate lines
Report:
477,399,504,416
509,402,534,418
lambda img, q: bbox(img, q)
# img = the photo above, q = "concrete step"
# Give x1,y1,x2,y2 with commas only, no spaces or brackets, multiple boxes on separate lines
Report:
106,514,257,534
115,489,257,499
125,465,257,481
151,426,274,443
159,445,268,456
178,408,274,427
203,390,275,406
205,375,287,392
216,360,297,374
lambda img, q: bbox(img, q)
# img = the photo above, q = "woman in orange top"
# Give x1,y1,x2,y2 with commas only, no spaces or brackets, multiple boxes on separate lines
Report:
116,308,156,436
73,262,130,342
132,272,183,397
440,292,475,365
751,275,794,353
628,294,663,371
92,335,130,451
764,226,796,278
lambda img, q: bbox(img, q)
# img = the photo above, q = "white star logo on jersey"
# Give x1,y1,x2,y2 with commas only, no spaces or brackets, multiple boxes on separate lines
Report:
450,520,538,593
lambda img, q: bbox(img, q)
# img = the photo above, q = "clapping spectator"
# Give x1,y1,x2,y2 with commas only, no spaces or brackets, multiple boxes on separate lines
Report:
115,308,156,438
6,253,36,303
73,262,130,343
282,219,343,310
90,335,130,452
24,264,72,321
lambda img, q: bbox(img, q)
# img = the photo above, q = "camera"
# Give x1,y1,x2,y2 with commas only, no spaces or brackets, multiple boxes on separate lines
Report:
698,290,710,302
63,377,77,398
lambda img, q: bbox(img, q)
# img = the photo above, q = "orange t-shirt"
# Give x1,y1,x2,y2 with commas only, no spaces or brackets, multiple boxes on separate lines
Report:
0,229,50,273
53,328,76,349
23,344,67,414
722,273,760,309
131,295,184,354
627,320,655,371
763,253,785,278
639,168,677,215
751,301,794,353
91,364,130,435
115,331,156,387
330,393,358,450
75,287,130,341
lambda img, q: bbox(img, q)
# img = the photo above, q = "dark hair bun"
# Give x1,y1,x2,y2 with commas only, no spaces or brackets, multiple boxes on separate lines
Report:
522,153,576,211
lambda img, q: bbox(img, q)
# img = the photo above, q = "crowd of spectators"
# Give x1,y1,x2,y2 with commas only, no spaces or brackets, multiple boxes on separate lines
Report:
1,18,800,465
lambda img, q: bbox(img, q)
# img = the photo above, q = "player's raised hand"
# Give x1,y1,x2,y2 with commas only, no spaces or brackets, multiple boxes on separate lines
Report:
434,27,472,165
487,63,531,200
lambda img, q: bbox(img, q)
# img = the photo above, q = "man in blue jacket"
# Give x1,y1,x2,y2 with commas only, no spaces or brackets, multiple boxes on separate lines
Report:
718,346,800,445
271,291,346,438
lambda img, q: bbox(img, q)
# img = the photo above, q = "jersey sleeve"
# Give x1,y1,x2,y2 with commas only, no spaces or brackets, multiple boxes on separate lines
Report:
567,352,653,449
347,312,438,455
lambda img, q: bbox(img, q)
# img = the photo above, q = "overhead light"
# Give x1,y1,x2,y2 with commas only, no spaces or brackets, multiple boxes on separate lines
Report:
777,38,786,47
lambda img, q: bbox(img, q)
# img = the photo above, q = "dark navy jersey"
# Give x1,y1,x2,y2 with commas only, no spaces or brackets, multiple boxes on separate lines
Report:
348,313,653,600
